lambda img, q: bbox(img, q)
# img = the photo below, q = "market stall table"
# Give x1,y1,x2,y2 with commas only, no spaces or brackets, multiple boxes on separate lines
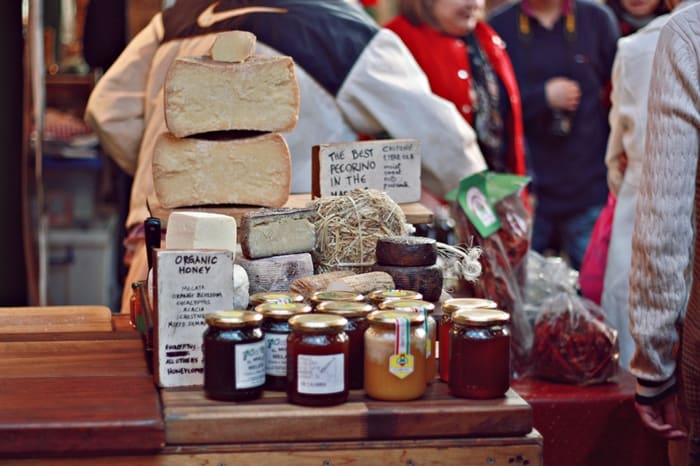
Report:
0,308,542,465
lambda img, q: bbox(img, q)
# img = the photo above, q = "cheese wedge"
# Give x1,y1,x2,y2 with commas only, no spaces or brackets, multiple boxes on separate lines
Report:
153,132,291,209
211,30,256,63
165,211,237,255
164,55,299,137
240,207,316,259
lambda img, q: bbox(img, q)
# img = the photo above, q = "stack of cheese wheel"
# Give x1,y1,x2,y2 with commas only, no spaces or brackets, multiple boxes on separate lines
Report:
153,30,300,210
371,235,443,302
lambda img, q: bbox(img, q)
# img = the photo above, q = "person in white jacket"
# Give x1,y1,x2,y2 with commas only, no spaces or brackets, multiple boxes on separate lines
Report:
84,0,487,313
603,0,698,371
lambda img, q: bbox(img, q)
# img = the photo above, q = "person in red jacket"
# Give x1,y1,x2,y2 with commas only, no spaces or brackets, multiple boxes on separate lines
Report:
385,0,526,178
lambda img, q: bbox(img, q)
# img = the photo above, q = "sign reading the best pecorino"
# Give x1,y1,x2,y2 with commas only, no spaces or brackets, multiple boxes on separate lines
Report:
153,249,235,388
312,139,421,203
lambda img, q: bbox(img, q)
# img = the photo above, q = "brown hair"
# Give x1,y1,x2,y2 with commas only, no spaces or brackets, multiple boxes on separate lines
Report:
399,0,440,29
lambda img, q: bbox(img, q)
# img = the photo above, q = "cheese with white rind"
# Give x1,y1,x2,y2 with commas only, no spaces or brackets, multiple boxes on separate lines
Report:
153,132,291,209
165,211,237,255
210,30,256,63
326,271,395,295
235,253,314,294
164,55,299,137
240,207,316,259
233,263,250,309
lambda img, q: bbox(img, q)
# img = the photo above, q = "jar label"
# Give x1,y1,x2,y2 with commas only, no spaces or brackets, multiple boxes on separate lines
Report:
390,317,414,379
389,353,415,379
235,340,266,389
265,333,288,376
297,354,345,394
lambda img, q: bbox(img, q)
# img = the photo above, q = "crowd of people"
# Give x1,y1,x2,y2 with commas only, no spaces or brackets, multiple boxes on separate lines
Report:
85,1,699,464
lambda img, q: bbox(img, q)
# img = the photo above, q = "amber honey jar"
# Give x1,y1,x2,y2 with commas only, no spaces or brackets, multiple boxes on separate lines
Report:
203,310,265,401
364,310,426,401
439,298,498,382
367,289,423,306
310,290,365,308
449,309,511,399
378,299,436,383
256,302,312,391
315,300,374,389
250,291,305,308
287,313,349,406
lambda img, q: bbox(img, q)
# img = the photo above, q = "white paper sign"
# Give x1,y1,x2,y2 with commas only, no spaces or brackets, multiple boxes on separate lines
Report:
312,139,421,203
154,249,235,387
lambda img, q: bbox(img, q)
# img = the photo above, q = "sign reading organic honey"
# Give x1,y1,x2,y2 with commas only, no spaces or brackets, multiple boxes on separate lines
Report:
153,249,235,388
312,139,421,203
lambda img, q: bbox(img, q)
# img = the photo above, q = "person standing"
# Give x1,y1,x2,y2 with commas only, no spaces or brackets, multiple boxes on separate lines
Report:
489,0,619,270
627,3,700,464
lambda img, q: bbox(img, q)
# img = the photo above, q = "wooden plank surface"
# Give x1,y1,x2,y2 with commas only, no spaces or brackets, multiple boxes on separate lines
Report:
162,382,532,445
0,306,113,334
148,193,434,227
0,432,542,465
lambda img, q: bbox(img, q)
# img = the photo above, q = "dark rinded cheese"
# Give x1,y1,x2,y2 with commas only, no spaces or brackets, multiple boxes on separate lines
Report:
375,235,438,267
240,207,316,259
370,263,443,302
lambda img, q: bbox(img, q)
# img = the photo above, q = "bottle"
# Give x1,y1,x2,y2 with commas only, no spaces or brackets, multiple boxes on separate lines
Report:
364,310,427,401
439,298,498,382
203,310,265,401
449,309,511,399
287,313,349,406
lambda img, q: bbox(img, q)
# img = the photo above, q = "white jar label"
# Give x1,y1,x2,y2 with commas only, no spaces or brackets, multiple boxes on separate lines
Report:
235,340,265,389
265,333,287,377
297,353,344,394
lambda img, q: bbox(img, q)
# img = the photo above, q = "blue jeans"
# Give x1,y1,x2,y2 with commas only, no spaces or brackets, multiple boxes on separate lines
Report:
531,204,604,271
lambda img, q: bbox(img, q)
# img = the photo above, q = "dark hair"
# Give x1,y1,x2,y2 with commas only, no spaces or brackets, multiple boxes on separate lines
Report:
399,0,440,29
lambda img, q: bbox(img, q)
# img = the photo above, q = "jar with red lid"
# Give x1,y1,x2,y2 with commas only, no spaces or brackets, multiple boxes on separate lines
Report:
287,313,349,406
439,298,498,382
203,310,265,401
378,299,436,383
256,302,312,391
315,300,373,389
364,310,427,401
449,309,511,399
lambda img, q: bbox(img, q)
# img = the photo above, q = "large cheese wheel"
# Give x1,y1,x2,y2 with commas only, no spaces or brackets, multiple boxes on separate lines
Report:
370,263,443,302
375,235,437,267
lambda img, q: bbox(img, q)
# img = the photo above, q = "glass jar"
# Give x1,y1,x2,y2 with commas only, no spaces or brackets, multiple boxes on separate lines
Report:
257,302,312,391
378,299,436,383
203,310,265,401
439,298,498,382
315,300,374,390
250,291,305,308
287,313,349,406
449,309,511,399
364,310,427,401
310,291,365,309
367,289,423,306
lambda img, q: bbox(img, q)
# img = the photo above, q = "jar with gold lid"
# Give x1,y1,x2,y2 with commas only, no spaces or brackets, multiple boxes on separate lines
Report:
310,290,366,308
256,302,312,391
250,291,305,308
367,289,423,306
203,310,265,401
378,299,437,383
449,309,510,399
439,298,498,382
315,300,374,389
287,313,349,406
364,310,427,401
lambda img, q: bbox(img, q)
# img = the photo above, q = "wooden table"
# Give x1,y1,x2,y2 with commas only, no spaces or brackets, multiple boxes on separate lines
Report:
0,307,542,465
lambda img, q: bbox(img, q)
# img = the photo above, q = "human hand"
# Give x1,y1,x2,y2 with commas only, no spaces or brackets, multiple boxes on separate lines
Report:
545,77,581,111
634,396,687,440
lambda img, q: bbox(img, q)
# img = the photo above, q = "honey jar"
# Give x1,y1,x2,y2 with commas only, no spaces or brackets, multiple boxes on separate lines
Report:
364,310,427,401
367,289,423,306
378,299,436,383
310,290,365,308
250,291,305,308
287,313,349,406
439,298,498,382
203,310,265,401
315,300,374,389
449,309,511,399
256,302,312,391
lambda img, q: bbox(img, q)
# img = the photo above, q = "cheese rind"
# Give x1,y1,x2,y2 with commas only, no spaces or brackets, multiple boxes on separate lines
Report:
326,271,395,295
164,55,299,137
211,30,256,63
153,132,291,209
235,253,314,294
240,207,316,259
288,270,356,300
165,211,237,254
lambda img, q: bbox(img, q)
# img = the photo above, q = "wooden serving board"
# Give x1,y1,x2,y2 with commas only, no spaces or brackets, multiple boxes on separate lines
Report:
162,382,532,445
0,306,113,334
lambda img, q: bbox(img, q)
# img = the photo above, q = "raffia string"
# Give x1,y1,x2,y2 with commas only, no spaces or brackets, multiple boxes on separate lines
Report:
309,189,407,273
